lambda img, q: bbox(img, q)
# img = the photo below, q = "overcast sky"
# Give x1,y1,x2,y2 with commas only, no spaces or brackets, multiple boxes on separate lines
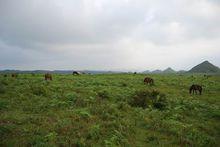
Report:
0,0,220,71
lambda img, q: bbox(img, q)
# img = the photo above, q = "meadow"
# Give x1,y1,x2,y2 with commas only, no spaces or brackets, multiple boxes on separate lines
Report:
0,73,219,146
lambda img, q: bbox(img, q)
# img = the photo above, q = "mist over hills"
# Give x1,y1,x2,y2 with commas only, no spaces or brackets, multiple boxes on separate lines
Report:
0,61,219,74
143,61,219,74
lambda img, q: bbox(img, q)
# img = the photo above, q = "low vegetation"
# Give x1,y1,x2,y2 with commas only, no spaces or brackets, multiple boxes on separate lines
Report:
0,73,219,146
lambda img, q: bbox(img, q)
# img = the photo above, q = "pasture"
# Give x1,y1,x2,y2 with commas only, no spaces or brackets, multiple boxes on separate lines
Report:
0,74,220,146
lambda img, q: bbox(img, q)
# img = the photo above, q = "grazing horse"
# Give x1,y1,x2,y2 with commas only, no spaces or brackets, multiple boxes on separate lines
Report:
73,71,80,75
189,84,202,95
144,77,154,85
11,73,18,78
45,73,52,81
3,74,7,77
204,74,211,79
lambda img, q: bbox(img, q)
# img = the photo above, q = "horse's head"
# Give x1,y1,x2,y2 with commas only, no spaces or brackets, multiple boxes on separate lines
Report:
189,85,194,94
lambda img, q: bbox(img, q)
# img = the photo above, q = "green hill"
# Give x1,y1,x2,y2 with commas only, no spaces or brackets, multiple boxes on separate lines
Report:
189,61,220,73
163,67,176,73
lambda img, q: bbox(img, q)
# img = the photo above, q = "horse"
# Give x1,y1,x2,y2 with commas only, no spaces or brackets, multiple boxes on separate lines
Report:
3,74,7,77
144,77,154,85
204,74,211,79
45,73,52,81
73,71,80,75
189,84,202,95
11,73,18,78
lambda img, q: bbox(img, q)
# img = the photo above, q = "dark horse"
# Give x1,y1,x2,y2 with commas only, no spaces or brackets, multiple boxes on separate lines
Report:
45,73,52,81
144,77,154,85
73,71,80,75
189,84,202,95
11,73,18,78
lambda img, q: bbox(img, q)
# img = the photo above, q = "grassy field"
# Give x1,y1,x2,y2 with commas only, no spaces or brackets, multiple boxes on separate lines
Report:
0,73,220,146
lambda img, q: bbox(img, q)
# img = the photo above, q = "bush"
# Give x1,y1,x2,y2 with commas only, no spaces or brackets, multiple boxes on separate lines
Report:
31,85,48,96
50,99,69,108
121,82,127,87
0,80,8,86
75,109,91,119
0,100,8,110
87,124,100,139
97,90,110,99
185,128,215,146
129,90,167,110
104,130,128,146
65,92,78,104
0,85,6,94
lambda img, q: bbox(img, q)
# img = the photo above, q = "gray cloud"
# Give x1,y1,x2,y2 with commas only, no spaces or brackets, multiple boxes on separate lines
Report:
0,0,220,71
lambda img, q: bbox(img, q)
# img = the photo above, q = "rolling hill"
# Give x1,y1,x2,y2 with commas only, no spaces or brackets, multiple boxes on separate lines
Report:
188,61,220,73
163,67,176,73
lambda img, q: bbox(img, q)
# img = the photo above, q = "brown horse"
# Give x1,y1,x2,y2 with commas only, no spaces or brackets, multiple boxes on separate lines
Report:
189,84,202,95
11,73,18,78
45,73,52,81
144,77,154,85
3,74,7,77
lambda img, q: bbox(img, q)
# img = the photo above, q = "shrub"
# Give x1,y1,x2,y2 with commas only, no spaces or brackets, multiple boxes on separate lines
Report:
44,132,58,143
50,99,69,108
0,124,13,136
185,128,215,146
0,80,8,86
87,124,100,139
104,130,128,146
0,100,8,110
31,85,48,96
0,85,6,94
97,90,110,99
75,109,91,119
121,82,127,87
65,92,78,104
129,90,167,110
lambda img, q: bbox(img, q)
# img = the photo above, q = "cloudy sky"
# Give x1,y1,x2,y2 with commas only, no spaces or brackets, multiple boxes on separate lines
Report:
0,0,220,71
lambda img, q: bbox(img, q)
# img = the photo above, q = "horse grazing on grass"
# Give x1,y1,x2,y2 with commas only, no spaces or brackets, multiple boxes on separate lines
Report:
11,73,18,78
189,84,202,95
144,77,154,85
3,74,7,77
73,71,80,75
45,73,52,81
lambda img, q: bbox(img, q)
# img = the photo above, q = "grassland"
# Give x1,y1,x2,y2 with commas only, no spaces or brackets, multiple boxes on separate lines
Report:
0,73,219,146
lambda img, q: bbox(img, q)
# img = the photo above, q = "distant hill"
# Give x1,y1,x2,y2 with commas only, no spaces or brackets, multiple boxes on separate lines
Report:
188,61,220,73
142,70,151,73
163,67,176,73
151,69,163,74
143,68,176,74
0,70,122,74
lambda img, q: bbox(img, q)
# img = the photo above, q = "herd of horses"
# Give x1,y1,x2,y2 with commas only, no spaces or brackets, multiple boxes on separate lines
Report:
143,77,202,95
2,73,203,95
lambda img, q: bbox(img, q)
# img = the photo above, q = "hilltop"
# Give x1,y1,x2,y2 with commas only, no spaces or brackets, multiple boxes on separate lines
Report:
163,67,176,73
188,61,220,73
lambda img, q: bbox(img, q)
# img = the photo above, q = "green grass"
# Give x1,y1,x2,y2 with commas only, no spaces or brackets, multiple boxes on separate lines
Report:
0,73,219,146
